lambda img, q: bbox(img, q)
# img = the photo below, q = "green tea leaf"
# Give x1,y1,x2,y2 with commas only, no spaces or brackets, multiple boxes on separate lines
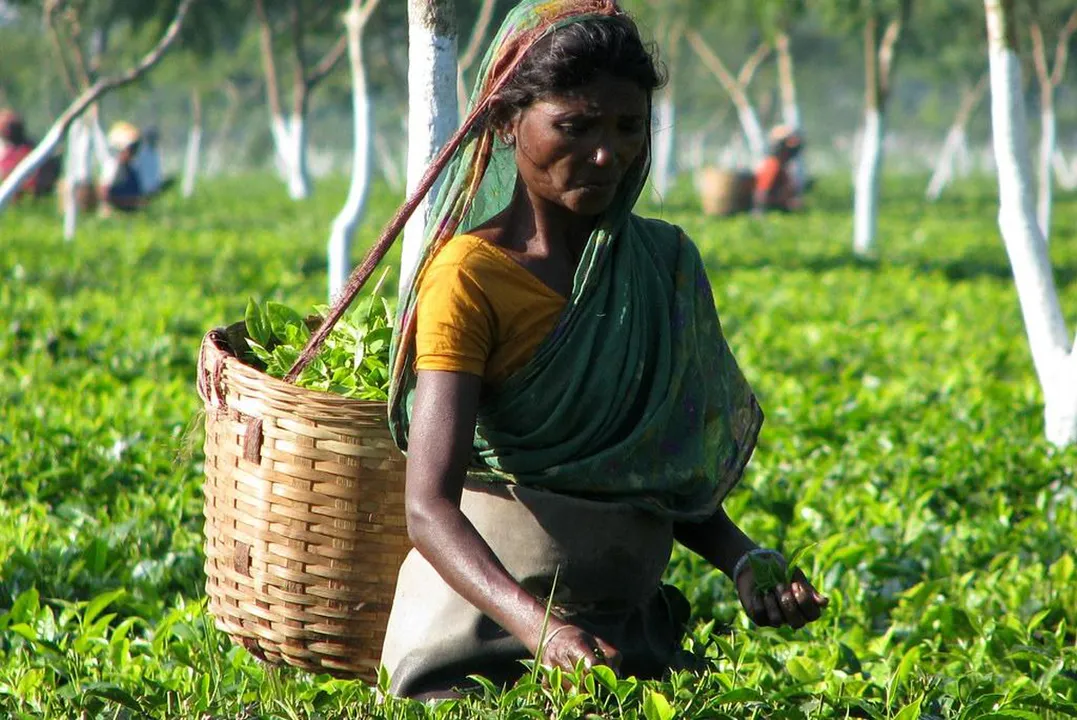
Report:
643,689,675,720
245,298,270,348
265,301,306,341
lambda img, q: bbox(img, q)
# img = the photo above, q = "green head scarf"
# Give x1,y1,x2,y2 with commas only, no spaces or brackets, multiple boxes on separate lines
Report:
388,0,763,521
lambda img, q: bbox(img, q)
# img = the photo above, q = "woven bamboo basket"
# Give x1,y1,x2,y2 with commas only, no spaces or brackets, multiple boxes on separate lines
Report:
698,167,755,216
197,322,409,680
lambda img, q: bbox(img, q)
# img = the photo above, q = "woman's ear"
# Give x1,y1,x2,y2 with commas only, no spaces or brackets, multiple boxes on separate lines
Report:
492,107,520,147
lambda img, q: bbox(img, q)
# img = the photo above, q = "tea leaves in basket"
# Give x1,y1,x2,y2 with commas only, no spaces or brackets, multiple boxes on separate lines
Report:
244,290,393,401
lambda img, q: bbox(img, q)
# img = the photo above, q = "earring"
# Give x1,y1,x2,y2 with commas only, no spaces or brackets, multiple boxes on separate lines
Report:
502,133,515,146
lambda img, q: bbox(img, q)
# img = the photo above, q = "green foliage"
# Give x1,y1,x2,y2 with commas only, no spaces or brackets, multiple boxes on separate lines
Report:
243,287,393,401
0,175,1075,718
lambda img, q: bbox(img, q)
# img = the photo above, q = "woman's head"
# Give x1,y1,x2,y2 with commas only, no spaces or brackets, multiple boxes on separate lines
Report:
489,13,665,216
0,110,27,146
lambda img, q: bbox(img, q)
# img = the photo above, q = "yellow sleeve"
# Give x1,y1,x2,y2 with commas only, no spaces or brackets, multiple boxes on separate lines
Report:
414,244,495,378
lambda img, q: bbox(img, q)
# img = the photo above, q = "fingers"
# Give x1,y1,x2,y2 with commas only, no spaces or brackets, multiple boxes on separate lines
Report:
790,580,821,623
763,592,783,627
594,637,623,674
744,566,829,630
749,592,769,626
543,625,621,676
774,583,808,629
791,567,830,610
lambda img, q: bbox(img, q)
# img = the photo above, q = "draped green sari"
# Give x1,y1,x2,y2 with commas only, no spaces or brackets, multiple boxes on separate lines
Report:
388,0,762,521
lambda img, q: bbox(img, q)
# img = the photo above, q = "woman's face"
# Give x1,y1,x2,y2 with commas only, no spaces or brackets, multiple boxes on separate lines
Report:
508,72,649,217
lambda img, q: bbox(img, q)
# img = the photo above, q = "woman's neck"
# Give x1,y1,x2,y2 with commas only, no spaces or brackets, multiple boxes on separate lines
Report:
501,180,596,259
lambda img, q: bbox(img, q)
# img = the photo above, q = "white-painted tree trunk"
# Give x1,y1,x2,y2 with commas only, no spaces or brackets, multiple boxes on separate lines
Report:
271,112,311,200
1037,103,1054,242
328,3,375,301
651,86,676,201
776,32,806,190
64,118,95,240
955,132,972,177
985,0,1077,447
737,102,767,165
0,125,64,211
1053,149,1077,190
401,0,458,296
853,108,885,257
0,0,192,214
926,127,965,201
181,120,202,198
373,129,404,190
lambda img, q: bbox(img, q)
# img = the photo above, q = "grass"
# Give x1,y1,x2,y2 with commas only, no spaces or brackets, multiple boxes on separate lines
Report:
0,174,1075,718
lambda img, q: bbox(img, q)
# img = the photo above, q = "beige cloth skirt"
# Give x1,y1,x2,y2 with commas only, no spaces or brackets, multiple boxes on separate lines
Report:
380,480,690,698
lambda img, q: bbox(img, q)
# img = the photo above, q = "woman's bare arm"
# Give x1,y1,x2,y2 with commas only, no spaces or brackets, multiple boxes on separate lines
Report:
673,506,758,579
675,507,827,628
405,370,619,669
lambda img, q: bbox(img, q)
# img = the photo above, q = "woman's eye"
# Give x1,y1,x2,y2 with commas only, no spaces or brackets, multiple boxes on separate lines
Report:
619,119,645,134
556,121,590,137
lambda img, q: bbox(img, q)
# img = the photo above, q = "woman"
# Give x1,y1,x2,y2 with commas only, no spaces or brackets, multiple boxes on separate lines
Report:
382,0,827,700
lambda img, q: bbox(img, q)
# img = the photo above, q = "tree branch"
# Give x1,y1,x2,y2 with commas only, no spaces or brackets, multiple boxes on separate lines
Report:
1028,21,1050,88
955,72,989,127
0,0,195,212
1050,9,1077,88
686,31,739,98
877,0,909,103
737,42,772,88
45,2,79,97
306,33,348,89
864,12,879,110
459,0,496,73
290,0,309,116
254,0,283,119
64,6,94,91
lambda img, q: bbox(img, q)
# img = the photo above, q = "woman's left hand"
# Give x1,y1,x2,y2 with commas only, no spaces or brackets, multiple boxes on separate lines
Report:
736,560,828,629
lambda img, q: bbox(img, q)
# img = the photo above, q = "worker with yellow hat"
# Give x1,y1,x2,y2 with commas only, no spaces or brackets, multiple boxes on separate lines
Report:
98,121,146,213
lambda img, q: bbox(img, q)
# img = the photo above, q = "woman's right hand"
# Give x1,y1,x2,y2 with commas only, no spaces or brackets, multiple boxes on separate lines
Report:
537,622,622,676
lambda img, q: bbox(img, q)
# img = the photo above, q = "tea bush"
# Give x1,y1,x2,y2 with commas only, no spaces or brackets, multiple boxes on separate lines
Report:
1,176,1074,718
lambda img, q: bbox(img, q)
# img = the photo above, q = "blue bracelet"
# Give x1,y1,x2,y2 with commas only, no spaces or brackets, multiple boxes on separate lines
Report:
732,548,785,584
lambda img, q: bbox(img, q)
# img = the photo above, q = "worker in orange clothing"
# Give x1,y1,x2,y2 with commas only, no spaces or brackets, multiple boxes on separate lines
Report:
753,125,804,214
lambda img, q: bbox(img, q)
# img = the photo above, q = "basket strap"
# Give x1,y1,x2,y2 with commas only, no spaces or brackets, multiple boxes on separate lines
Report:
197,330,229,409
281,49,534,384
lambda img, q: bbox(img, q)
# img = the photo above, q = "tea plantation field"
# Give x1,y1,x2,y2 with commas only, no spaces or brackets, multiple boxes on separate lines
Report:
1,177,1075,719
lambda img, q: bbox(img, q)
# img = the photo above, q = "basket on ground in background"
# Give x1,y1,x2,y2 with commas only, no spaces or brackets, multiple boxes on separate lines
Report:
197,321,409,681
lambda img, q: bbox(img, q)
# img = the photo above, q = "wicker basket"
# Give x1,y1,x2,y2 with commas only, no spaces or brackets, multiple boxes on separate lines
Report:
698,167,755,216
196,322,409,680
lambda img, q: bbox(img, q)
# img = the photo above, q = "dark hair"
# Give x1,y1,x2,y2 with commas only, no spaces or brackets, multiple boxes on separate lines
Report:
489,14,665,128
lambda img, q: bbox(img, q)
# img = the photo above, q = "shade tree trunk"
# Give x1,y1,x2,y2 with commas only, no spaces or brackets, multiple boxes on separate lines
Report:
181,89,203,198
774,30,807,191
456,0,496,117
0,0,194,213
1027,8,1077,243
373,128,405,191
852,0,911,257
254,0,349,200
1053,149,1077,191
687,31,770,165
328,0,381,300
984,0,1077,447
206,81,245,176
400,0,459,296
926,74,988,201
651,21,684,201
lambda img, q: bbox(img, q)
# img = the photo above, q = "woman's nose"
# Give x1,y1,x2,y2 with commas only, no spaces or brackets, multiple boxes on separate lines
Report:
593,143,615,167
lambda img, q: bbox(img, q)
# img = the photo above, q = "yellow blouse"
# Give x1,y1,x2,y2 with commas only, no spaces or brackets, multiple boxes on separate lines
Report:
415,235,566,386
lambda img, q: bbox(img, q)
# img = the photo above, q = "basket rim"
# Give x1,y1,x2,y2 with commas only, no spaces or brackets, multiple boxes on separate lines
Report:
204,322,391,412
